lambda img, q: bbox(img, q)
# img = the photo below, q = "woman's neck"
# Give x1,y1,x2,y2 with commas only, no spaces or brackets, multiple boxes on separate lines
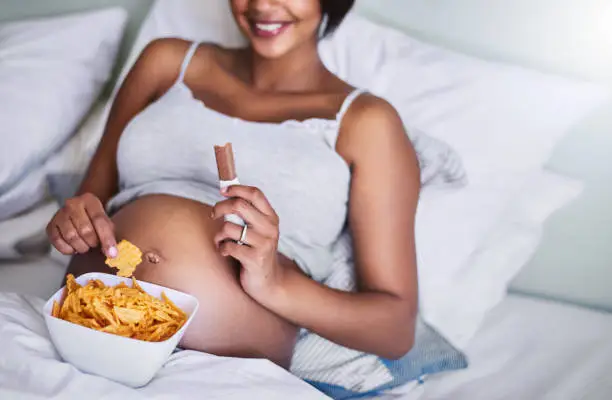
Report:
247,41,328,92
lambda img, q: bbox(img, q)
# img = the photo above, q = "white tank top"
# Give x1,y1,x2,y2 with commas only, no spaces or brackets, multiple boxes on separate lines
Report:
107,41,366,281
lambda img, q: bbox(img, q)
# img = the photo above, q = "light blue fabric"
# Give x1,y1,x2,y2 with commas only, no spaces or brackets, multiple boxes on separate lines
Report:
303,318,468,399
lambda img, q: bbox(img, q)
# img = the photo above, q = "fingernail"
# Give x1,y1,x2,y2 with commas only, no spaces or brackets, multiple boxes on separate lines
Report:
107,246,118,258
220,187,228,194
210,211,215,219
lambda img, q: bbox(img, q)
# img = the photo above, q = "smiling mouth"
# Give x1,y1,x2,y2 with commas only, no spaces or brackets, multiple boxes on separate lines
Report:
250,21,293,38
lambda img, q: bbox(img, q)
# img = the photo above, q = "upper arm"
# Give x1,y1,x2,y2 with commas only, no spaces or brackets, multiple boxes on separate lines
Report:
78,38,192,201
337,95,420,306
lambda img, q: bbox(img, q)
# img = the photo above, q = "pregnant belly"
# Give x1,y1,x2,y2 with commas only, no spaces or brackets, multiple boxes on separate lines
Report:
65,194,297,367
111,195,231,287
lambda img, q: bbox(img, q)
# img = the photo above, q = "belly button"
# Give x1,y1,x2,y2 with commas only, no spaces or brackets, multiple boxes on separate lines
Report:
144,251,162,264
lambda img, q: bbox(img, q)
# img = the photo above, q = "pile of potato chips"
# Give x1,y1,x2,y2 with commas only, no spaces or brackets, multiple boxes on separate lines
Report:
52,274,187,342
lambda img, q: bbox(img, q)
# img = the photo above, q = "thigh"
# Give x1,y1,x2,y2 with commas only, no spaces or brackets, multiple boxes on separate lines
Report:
65,250,298,369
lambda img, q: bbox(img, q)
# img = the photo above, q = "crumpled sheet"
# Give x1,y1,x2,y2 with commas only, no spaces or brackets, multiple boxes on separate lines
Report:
0,292,329,400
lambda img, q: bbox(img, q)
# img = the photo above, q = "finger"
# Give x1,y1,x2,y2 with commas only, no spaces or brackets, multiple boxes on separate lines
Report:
212,198,276,236
222,185,277,219
48,225,75,255
69,206,99,249
213,222,264,248
83,197,117,258
219,240,255,264
57,219,90,254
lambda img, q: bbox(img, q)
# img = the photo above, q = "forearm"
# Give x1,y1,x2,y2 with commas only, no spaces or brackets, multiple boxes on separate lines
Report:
77,173,117,205
260,267,417,359
75,148,119,205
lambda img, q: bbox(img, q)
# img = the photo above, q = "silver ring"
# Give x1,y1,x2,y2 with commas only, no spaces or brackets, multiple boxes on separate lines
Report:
237,224,248,246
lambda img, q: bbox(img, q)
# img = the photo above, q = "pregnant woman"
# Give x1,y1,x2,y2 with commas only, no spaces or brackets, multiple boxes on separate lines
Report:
46,0,420,369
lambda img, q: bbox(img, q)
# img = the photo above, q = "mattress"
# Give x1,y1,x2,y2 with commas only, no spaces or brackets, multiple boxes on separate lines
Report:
384,295,612,400
1,258,611,400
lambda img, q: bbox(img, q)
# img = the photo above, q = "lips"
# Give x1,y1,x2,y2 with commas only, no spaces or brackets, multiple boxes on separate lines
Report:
250,21,293,38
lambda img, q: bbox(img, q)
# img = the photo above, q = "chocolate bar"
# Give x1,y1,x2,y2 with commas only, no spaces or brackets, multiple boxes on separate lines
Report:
213,143,245,227
214,143,237,181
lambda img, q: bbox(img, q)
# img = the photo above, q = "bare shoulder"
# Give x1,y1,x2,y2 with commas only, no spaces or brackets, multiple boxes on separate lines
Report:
127,39,217,92
337,93,410,162
344,93,403,129
136,38,191,73
138,38,218,64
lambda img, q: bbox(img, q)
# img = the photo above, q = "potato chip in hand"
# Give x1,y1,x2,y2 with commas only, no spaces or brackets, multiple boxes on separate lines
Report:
105,240,143,277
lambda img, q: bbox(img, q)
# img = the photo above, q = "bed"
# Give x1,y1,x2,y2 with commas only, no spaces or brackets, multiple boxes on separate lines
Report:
1,0,611,399
2,257,612,400
384,296,612,400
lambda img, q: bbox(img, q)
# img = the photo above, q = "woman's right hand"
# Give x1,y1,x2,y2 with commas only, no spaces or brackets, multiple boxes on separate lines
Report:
46,193,118,258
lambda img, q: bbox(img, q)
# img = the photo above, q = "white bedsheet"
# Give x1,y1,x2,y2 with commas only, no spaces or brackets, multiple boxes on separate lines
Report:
0,291,329,400
2,258,611,400
383,295,612,400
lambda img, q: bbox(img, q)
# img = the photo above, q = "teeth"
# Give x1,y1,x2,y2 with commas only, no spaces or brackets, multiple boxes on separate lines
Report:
255,23,283,32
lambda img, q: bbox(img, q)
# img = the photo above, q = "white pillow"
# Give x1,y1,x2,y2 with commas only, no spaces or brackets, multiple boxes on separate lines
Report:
44,99,109,183
415,177,522,281
420,170,584,349
319,14,609,177
0,8,128,219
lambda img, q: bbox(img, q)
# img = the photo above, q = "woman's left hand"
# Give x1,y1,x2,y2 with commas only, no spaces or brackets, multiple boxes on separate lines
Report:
212,185,285,300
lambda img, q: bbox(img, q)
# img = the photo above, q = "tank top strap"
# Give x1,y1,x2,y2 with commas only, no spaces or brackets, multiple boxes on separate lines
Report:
178,41,201,82
336,88,367,122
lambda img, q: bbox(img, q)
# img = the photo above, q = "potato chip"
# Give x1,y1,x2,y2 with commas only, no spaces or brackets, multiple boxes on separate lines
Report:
66,274,79,293
51,274,187,342
105,240,143,278
114,307,145,325
51,301,60,318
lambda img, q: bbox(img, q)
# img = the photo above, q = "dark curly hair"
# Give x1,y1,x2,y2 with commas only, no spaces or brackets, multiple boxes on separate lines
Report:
319,0,355,37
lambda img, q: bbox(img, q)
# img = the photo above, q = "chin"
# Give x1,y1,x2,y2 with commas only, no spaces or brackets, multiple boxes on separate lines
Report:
250,41,295,59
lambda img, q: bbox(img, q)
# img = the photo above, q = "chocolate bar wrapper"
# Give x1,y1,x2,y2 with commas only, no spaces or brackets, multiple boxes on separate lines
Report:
219,177,245,227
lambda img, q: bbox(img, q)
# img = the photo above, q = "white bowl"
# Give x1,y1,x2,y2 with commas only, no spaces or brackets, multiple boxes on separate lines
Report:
43,272,199,388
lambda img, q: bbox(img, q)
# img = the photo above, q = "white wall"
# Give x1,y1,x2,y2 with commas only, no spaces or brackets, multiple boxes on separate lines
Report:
356,0,612,311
